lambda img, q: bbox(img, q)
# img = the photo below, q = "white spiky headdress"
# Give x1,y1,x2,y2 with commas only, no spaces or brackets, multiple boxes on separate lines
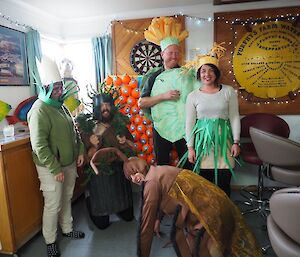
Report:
37,55,62,86
35,55,78,108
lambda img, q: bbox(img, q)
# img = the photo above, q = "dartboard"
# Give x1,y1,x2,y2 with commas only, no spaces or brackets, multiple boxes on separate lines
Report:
130,40,163,75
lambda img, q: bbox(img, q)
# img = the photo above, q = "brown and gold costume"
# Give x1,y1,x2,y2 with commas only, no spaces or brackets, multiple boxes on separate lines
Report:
138,166,262,257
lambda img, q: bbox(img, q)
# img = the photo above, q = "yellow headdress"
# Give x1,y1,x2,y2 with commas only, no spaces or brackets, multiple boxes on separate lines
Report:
185,42,227,71
144,17,189,51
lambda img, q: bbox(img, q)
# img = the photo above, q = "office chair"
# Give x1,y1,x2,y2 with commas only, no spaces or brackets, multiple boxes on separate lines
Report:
239,113,290,217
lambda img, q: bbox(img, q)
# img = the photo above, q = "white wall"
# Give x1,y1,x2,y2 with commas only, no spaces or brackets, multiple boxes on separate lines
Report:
0,0,61,38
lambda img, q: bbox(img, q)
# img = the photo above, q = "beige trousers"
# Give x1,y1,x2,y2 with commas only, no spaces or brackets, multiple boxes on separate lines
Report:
36,162,78,244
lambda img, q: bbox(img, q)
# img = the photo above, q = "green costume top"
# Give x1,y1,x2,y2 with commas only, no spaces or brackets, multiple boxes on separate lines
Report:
144,67,199,143
28,99,84,175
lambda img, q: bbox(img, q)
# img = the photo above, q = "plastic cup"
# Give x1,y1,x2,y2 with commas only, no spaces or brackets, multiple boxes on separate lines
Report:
3,125,15,137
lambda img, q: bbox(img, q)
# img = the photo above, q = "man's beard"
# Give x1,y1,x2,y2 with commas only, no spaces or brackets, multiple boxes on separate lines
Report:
101,111,113,123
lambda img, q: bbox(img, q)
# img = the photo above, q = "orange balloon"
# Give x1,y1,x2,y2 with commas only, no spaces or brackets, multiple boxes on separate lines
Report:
123,105,132,114
105,76,113,85
134,115,143,125
117,95,127,105
113,76,122,86
133,141,142,152
131,88,140,99
142,117,151,126
140,134,148,145
146,128,153,137
142,144,153,154
120,85,131,96
129,114,135,123
131,131,140,141
127,96,136,106
147,155,156,165
129,124,136,132
131,105,139,115
129,79,138,89
127,113,132,121
122,74,131,84
138,153,147,160
137,124,146,134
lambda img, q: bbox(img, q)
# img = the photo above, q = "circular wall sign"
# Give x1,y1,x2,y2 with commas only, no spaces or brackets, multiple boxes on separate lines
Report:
233,21,299,99
130,40,163,75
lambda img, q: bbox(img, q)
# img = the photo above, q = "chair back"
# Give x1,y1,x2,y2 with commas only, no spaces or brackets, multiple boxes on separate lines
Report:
250,127,300,167
268,187,300,257
240,113,290,166
241,113,290,139
269,188,300,245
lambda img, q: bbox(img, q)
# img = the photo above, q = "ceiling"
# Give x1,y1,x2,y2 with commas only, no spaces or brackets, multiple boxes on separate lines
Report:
15,0,212,20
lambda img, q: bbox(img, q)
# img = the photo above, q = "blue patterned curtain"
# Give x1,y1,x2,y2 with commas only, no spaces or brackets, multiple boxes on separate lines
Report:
92,35,112,85
25,29,42,95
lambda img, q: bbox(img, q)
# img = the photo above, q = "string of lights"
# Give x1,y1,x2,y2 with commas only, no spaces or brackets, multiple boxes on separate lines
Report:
114,21,147,34
216,13,299,25
114,13,299,35
0,12,34,30
114,14,213,35
1,11,299,106
1,11,298,35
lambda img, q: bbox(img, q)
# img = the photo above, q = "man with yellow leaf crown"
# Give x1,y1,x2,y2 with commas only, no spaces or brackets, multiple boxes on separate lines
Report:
138,17,199,167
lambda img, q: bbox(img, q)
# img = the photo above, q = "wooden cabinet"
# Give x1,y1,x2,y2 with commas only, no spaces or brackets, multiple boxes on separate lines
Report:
0,136,43,255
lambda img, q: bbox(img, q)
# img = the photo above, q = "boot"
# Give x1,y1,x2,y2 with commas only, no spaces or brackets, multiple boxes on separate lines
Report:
47,242,60,257
62,230,85,239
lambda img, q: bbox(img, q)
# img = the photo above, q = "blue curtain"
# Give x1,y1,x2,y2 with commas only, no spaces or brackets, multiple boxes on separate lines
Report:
25,29,42,95
92,35,112,85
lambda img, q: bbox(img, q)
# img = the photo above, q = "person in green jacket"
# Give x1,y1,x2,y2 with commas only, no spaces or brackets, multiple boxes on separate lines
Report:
27,56,85,257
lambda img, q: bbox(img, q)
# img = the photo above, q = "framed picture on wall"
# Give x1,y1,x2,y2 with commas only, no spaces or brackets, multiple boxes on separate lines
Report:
0,25,29,86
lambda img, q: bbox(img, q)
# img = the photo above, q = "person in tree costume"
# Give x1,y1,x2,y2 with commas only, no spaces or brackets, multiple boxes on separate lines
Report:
179,43,241,197
78,92,135,229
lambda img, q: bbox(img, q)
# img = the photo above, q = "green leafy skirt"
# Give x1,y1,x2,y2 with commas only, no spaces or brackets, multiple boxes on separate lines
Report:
179,118,241,185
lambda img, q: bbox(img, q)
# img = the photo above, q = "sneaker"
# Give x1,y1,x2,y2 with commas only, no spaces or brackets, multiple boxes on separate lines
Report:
47,242,60,257
62,230,85,239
